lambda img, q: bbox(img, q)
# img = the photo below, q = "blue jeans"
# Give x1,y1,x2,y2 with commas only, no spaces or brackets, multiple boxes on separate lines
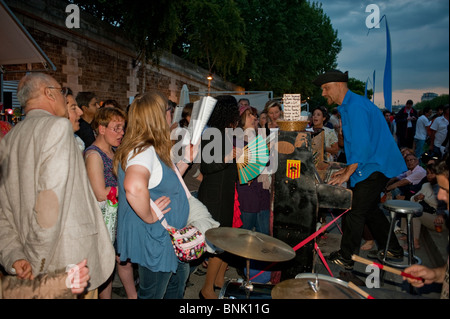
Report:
137,262,189,299
241,209,270,235
414,138,425,159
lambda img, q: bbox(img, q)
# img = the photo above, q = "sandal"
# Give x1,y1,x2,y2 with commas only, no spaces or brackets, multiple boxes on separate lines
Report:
360,240,374,251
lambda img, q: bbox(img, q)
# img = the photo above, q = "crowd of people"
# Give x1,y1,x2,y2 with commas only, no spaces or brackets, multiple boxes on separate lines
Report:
0,70,448,300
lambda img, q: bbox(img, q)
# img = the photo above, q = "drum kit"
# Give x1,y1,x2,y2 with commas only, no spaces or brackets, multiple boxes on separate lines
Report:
205,227,366,299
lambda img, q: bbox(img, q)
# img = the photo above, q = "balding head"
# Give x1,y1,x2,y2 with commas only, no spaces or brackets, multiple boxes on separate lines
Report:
17,73,68,117
320,81,348,106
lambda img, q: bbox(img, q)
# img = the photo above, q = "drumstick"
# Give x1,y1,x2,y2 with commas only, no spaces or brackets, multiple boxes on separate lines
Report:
348,281,375,299
351,255,424,282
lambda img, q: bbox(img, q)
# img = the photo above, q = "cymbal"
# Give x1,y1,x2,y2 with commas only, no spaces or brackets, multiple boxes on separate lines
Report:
205,227,295,262
272,275,364,299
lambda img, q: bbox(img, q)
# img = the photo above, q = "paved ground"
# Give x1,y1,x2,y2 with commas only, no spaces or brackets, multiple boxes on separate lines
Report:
112,210,447,300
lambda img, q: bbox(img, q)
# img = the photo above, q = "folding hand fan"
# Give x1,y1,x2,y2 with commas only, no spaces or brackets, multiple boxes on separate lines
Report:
237,135,270,184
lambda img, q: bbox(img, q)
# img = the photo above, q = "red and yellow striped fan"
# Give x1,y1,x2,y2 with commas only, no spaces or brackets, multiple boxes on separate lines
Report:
237,135,270,184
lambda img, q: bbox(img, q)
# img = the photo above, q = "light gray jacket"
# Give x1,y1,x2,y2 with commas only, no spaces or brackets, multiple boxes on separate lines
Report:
0,110,115,290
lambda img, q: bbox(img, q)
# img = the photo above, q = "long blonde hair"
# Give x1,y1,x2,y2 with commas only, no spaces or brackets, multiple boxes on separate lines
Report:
113,91,173,176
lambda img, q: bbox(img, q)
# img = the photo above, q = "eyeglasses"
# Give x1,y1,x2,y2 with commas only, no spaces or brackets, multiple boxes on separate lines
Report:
107,126,125,133
47,86,69,98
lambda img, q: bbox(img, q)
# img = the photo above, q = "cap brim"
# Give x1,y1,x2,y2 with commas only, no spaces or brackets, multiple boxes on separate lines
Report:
313,71,348,86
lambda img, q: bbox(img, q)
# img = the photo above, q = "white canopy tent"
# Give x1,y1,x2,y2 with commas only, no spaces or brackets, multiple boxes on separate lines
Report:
0,0,56,69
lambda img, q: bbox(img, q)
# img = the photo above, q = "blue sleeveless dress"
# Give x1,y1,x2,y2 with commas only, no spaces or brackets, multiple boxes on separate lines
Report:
116,152,189,273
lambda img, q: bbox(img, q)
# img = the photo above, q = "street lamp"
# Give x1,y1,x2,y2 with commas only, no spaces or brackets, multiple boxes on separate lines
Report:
207,74,213,95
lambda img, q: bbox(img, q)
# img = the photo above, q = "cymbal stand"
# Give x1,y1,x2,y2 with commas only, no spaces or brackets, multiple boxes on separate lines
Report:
243,258,254,299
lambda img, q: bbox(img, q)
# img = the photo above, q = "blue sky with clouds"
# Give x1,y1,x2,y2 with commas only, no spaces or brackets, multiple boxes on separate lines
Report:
316,0,449,107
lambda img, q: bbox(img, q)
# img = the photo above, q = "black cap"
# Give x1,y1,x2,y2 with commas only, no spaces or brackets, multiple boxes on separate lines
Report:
313,69,348,86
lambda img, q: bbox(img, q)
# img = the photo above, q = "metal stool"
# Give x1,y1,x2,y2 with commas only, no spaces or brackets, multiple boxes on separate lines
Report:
381,200,423,268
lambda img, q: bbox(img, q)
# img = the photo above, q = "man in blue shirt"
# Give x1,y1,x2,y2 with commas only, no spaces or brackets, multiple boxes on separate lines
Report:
313,70,406,269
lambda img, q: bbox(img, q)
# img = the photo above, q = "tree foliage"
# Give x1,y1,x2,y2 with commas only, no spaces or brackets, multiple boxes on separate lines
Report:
414,94,449,111
174,0,246,77
225,0,341,97
74,0,342,96
74,0,182,62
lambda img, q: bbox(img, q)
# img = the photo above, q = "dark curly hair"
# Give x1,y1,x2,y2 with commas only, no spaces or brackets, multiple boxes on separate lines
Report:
313,105,330,122
207,95,239,131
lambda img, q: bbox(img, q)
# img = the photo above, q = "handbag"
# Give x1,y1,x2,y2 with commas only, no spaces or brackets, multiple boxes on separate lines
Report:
150,166,207,262
150,201,206,262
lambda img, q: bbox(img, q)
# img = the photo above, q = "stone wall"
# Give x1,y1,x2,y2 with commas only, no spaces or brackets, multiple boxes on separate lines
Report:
3,0,243,109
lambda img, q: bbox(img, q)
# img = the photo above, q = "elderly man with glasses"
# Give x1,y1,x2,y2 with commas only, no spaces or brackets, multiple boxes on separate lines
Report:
0,73,115,298
385,154,427,200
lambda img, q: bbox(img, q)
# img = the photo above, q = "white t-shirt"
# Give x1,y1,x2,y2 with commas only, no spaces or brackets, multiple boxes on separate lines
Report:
410,182,439,209
430,116,449,147
126,146,163,189
414,115,431,140
405,109,413,128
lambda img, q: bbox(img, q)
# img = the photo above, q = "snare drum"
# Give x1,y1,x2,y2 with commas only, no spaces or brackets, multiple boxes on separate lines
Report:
219,279,274,299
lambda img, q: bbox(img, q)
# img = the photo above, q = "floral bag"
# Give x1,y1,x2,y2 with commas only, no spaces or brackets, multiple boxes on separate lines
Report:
150,200,206,262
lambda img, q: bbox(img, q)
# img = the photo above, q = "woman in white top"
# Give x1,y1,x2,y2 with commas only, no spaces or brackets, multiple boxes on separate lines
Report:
113,91,190,299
